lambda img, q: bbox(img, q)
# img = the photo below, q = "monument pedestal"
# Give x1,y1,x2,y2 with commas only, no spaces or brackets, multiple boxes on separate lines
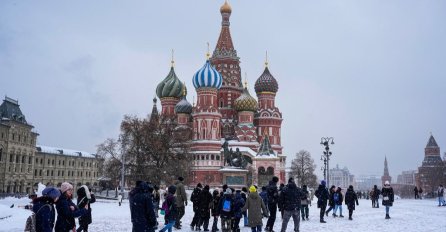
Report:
219,167,249,188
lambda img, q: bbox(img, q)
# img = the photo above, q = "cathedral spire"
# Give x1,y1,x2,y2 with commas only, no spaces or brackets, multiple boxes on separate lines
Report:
384,156,389,176
257,130,275,156
150,97,159,123
214,0,235,55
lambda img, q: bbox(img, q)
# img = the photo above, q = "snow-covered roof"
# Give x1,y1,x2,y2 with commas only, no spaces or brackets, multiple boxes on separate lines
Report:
36,145,96,158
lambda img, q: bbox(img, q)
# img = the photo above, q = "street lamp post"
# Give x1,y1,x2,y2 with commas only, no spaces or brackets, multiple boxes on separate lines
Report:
320,137,335,187
320,156,327,181
120,153,125,197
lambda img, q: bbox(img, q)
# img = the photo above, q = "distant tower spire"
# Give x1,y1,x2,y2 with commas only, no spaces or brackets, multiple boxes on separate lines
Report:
171,49,175,67
381,156,392,185
150,97,159,123
206,42,210,59
244,72,248,88
265,51,269,68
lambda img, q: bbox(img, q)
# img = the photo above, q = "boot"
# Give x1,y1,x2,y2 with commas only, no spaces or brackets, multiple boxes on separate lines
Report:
339,215,344,218
320,219,326,223
385,214,390,219
332,213,337,217
348,217,352,220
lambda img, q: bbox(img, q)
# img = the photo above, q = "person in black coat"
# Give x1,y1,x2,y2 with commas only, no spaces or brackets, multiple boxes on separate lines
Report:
344,185,359,220
315,180,329,223
325,185,336,216
371,185,381,208
300,185,310,221
381,181,394,219
278,178,302,232
198,185,213,231
210,189,221,232
190,183,203,230
265,176,279,232
159,185,178,232
129,181,157,232
233,190,245,232
33,187,60,232
55,182,88,232
76,185,96,232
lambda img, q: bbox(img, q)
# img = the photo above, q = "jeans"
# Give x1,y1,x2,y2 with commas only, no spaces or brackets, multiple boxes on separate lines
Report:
438,196,445,206
251,225,262,232
212,216,219,231
280,209,300,232
385,206,390,214
334,204,342,216
160,220,176,232
243,212,248,226
300,205,309,219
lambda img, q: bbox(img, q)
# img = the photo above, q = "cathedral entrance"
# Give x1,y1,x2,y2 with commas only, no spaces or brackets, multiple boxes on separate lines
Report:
258,167,274,187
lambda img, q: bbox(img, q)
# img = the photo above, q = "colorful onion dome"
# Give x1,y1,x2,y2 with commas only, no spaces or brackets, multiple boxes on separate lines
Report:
220,0,232,14
234,87,258,112
192,60,222,89
254,67,278,93
156,67,185,98
175,96,192,114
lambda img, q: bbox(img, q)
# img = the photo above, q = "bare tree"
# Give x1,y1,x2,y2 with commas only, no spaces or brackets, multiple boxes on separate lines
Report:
97,114,193,187
290,150,318,188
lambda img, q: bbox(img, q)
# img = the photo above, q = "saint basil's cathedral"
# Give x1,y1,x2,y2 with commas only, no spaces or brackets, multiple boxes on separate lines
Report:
154,1,286,187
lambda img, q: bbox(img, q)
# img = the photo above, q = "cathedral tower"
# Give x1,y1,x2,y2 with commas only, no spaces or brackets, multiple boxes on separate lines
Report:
210,0,243,139
156,59,185,117
381,156,392,185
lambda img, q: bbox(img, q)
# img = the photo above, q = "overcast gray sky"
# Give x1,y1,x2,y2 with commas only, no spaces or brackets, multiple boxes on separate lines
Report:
1,0,445,179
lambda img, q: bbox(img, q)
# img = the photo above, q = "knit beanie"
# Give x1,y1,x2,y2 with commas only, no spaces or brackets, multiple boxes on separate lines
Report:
60,182,73,193
42,187,61,201
249,185,257,193
225,188,232,195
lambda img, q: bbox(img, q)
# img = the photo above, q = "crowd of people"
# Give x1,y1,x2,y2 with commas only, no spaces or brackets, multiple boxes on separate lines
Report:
31,175,446,232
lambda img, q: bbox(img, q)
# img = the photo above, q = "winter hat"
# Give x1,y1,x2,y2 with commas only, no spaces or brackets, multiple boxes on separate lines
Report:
60,182,73,193
197,183,203,188
225,188,232,195
204,185,210,190
249,185,257,193
272,176,279,183
42,187,61,201
178,177,184,182
288,177,294,183
385,181,390,185
321,180,326,186
168,185,177,194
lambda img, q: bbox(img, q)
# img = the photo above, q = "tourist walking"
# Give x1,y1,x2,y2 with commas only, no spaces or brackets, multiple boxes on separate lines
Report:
232,190,245,232
241,187,249,227
344,185,359,220
413,186,419,199
76,185,96,232
118,193,123,206
300,185,309,221
437,185,445,206
265,176,279,232
333,187,344,217
381,181,394,219
259,186,268,212
241,186,268,232
218,188,234,232
371,185,380,208
129,181,157,232
315,180,329,223
32,187,60,232
159,185,178,232
174,177,188,229
190,183,203,230
55,182,88,232
198,185,213,231
278,178,302,232
210,189,221,232
325,185,336,216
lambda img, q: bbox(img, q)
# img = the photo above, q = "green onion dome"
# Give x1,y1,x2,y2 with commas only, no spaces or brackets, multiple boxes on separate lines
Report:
234,87,258,112
156,67,185,98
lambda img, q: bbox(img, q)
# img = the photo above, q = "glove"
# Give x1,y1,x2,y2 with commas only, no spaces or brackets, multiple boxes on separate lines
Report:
185,201,188,206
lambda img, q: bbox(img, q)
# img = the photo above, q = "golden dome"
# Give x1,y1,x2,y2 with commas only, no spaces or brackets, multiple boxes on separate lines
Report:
220,1,232,14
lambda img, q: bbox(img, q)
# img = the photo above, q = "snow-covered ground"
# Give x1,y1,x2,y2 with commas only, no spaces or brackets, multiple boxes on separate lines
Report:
1,196,445,232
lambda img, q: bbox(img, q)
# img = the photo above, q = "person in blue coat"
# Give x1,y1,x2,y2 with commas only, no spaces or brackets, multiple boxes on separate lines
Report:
55,182,88,232
33,187,60,232
130,181,157,232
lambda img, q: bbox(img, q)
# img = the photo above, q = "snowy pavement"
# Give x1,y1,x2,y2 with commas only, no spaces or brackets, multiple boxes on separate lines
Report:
0,197,445,232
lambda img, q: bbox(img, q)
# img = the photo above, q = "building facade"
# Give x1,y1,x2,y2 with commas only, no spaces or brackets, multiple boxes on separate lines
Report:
0,97,99,194
153,1,286,188
396,170,417,186
328,164,355,190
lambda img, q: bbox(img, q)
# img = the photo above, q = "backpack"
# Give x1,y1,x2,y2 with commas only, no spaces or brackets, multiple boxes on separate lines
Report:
222,199,231,212
334,193,339,202
161,198,172,216
24,204,51,232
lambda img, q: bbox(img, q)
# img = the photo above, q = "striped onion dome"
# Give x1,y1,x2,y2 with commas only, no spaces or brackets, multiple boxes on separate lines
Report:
192,60,222,89
175,96,192,114
156,67,185,98
254,67,278,93
234,87,258,112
